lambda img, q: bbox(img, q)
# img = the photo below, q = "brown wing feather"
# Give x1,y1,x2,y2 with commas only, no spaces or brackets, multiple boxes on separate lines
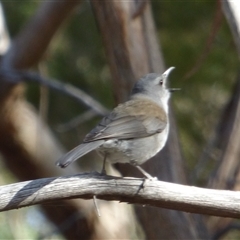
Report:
84,98,167,142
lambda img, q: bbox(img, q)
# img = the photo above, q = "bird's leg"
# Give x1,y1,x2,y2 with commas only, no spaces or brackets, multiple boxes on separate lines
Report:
136,166,158,180
101,154,107,175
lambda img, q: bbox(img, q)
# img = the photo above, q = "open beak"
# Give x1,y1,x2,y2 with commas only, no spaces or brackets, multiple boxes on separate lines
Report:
163,66,175,78
163,67,180,92
169,88,181,92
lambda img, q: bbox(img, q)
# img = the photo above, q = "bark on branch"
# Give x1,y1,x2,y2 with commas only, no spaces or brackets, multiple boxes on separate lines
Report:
1,172,240,218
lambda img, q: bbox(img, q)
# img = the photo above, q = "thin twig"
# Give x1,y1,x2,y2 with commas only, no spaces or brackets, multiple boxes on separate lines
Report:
183,0,223,80
93,195,101,217
56,109,99,132
0,70,109,116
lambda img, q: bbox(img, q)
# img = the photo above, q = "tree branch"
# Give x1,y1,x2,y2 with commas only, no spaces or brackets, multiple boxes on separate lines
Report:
2,172,240,218
1,0,81,69
0,69,109,116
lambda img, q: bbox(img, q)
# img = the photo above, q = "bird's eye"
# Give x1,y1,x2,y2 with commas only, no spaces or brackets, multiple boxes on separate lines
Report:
159,79,163,86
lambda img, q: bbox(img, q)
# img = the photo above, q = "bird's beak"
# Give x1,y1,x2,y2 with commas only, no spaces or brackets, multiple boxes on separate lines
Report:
163,66,175,78
169,88,181,92
163,67,180,92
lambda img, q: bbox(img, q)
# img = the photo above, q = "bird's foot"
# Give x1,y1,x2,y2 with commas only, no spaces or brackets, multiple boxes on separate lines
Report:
136,166,158,180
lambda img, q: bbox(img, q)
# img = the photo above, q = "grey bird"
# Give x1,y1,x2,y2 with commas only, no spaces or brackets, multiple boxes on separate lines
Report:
56,67,177,179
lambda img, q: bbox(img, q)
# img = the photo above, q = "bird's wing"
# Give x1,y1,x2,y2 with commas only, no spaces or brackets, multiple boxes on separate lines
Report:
84,98,167,142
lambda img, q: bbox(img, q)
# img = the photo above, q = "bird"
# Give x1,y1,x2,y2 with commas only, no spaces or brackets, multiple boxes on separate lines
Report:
56,67,178,179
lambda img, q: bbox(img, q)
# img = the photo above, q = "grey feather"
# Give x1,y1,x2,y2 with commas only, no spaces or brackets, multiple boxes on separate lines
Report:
56,140,104,168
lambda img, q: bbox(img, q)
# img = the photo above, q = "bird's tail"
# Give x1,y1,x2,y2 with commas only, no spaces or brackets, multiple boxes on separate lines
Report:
56,140,104,168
